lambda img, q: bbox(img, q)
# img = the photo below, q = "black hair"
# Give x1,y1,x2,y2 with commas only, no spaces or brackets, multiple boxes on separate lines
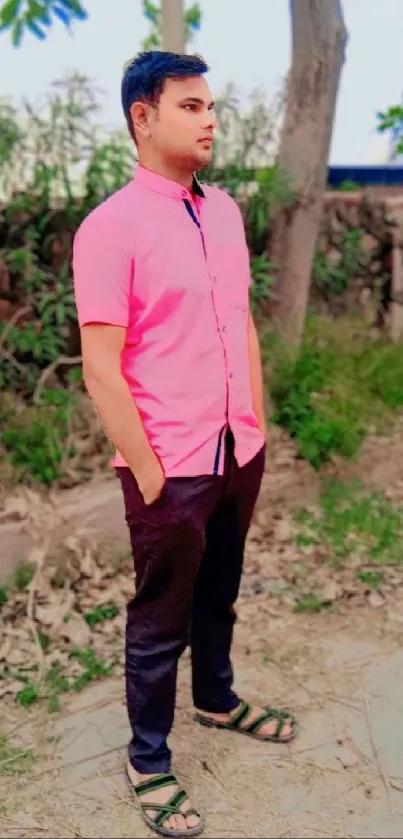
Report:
121,50,209,139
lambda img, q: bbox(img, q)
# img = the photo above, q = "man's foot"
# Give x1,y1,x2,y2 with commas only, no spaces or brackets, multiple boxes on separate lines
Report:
195,699,297,742
126,762,203,836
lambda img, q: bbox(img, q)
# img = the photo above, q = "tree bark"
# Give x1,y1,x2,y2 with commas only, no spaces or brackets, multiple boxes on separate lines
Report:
161,0,186,52
267,0,348,348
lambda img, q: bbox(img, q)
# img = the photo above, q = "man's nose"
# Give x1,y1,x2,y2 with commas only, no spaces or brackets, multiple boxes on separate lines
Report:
202,109,216,131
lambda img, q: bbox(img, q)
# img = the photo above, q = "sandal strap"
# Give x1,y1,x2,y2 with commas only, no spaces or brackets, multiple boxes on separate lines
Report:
130,770,198,829
245,708,285,736
230,702,297,737
227,700,252,728
154,789,187,827
264,706,297,731
134,772,177,796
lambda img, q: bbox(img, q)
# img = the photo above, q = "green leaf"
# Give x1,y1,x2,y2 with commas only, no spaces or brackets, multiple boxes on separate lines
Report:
0,0,22,27
11,16,23,44
27,0,48,22
185,3,201,27
142,0,160,25
59,0,87,18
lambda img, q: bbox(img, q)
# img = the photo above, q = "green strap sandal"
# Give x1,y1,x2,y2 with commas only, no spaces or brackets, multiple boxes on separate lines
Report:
195,699,298,743
125,768,204,838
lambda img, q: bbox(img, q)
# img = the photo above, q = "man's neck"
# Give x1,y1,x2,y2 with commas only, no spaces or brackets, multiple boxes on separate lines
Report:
137,158,194,191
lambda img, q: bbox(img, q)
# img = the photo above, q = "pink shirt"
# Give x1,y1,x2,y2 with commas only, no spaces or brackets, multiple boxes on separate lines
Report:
72,165,265,477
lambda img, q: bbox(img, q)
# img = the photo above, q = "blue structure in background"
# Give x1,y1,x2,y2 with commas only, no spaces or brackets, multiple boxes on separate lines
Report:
327,166,403,188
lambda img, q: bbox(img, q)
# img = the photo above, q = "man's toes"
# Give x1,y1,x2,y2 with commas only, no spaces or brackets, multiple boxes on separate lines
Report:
186,812,200,829
177,815,188,830
169,814,187,832
281,722,293,739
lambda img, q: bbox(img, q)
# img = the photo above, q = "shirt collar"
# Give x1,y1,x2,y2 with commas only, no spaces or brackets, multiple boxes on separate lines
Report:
133,164,205,201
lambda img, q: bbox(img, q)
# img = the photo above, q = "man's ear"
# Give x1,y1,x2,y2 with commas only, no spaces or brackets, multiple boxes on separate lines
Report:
130,101,151,141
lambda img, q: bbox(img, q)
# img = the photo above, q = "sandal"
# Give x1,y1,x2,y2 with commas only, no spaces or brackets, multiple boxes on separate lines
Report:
195,699,298,743
125,767,204,838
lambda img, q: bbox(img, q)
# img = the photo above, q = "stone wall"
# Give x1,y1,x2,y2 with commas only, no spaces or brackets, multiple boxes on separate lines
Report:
314,190,403,338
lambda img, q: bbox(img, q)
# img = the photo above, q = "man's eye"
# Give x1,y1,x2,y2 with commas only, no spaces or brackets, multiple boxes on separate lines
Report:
184,104,196,111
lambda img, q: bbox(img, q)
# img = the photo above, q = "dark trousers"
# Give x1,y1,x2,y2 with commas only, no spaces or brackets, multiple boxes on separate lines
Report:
116,430,265,774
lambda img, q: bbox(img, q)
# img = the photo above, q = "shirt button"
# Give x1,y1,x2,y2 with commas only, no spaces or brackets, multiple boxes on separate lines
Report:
229,372,234,379
222,325,227,332
181,189,188,198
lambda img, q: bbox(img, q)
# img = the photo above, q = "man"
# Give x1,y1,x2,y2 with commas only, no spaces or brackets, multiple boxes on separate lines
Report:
72,50,297,838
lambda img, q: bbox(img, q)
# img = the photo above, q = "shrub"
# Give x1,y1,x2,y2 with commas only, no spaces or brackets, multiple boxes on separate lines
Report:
267,315,403,468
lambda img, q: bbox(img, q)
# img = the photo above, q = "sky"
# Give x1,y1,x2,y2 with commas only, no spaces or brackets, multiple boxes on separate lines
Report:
1,0,402,165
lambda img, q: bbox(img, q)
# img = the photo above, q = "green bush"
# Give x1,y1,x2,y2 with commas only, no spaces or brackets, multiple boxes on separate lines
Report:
1,389,76,484
313,228,370,296
268,316,403,468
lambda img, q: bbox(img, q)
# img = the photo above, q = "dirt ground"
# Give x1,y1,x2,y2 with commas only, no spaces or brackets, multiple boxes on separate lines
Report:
1,610,403,838
2,425,403,838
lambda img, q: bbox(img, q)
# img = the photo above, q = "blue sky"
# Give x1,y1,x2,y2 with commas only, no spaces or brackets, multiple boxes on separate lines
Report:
1,0,402,164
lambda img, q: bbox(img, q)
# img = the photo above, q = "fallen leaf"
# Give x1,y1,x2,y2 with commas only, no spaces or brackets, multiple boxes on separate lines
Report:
58,612,91,647
322,580,339,603
36,590,75,628
6,647,29,666
367,589,385,608
0,493,30,523
274,517,293,543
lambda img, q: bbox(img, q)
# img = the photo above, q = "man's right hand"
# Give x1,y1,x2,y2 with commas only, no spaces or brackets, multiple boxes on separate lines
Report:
136,456,166,506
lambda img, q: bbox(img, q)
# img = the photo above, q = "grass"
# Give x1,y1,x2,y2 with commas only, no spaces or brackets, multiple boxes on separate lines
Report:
0,735,35,776
264,315,403,468
84,601,119,626
294,593,332,613
14,561,36,591
357,569,384,589
10,648,114,714
294,478,403,568
291,478,403,611
16,682,40,708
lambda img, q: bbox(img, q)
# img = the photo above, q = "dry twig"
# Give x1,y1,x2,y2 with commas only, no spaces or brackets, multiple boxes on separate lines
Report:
365,696,394,816
33,354,82,404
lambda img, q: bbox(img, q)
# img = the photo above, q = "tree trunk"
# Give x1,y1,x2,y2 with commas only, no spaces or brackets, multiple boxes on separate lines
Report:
267,0,348,348
161,0,186,52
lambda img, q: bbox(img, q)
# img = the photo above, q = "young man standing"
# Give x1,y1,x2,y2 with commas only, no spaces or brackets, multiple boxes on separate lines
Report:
72,51,297,838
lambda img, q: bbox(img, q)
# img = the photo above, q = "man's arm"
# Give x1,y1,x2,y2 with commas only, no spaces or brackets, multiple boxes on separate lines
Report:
73,212,165,504
80,328,164,506
247,309,266,438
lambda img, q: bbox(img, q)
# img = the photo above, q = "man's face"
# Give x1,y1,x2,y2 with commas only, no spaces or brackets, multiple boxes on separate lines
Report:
142,76,216,171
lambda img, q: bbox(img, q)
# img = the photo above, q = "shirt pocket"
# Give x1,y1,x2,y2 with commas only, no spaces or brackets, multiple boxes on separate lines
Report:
214,245,250,311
